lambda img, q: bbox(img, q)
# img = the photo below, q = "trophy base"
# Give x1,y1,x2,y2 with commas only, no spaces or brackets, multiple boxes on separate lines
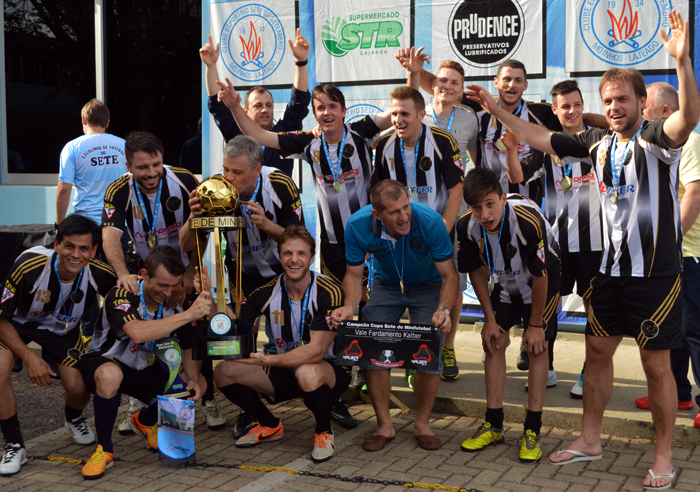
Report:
192,335,256,360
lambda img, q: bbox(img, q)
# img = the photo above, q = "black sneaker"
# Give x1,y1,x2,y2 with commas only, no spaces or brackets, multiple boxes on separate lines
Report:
330,398,358,429
516,340,529,371
232,409,257,439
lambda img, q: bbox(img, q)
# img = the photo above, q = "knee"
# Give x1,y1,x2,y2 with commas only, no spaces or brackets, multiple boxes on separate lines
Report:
0,351,14,379
295,365,322,392
94,364,122,397
213,360,237,387
641,351,672,381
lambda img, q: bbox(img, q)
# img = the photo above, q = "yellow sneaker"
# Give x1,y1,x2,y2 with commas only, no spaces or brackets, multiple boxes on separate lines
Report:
129,411,158,451
519,429,542,463
81,445,113,480
460,423,504,452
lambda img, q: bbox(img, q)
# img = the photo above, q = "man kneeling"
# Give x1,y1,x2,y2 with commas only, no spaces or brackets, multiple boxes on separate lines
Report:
213,226,349,463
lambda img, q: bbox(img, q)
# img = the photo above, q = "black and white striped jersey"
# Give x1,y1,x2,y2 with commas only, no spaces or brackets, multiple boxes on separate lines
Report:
277,116,380,244
240,272,343,360
0,246,116,335
521,150,603,253
224,167,304,278
551,119,683,277
103,165,198,265
370,124,464,215
478,99,562,204
457,194,560,304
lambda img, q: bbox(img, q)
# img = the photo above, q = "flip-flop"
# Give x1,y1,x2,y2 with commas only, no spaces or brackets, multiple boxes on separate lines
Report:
548,449,603,465
643,468,676,490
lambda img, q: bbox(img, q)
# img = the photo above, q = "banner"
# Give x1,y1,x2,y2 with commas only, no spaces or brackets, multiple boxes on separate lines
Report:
158,396,196,468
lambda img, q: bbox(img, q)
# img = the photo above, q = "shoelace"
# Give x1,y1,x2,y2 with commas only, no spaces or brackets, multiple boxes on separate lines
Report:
442,349,456,367
90,449,111,464
523,434,539,450
2,445,21,462
71,417,91,435
205,404,221,419
314,433,333,449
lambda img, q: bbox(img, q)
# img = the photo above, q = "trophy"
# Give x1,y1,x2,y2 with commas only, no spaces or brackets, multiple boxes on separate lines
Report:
189,175,255,360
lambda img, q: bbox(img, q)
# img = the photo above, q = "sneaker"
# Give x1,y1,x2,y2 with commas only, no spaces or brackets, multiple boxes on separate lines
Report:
65,415,95,445
330,399,358,429
235,420,284,448
635,396,694,411
406,369,416,390
519,429,542,463
0,443,27,477
232,409,257,439
311,431,335,463
570,373,584,399
351,367,365,389
441,347,460,381
516,340,529,371
81,445,113,480
118,400,145,435
129,411,158,451
460,423,504,452
694,410,700,429
525,370,557,391
203,400,227,430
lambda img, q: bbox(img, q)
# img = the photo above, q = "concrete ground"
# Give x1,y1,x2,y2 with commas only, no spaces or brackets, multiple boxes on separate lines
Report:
2,324,700,491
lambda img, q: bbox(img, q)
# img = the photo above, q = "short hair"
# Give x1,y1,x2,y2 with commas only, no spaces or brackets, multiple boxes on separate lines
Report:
437,61,465,82
311,84,346,111
144,246,186,278
125,131,164,163
550,80,583,106
647,82,679,112
599,68,646,100
56,214,100,247
244,86,273,109
463,168,503,206
389,86,425,112
277,225,315,256
370,179,409,212
223,135,263,171
81,99,110,128
497,59,527,80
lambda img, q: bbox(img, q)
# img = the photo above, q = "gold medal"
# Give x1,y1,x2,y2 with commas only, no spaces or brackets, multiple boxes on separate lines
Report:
496,138,506,151
333,180,342,193
400,278,404,294
561,176,572,190
612,189,619,205
148,234,157,248
145,351,156,366
488,275,495,292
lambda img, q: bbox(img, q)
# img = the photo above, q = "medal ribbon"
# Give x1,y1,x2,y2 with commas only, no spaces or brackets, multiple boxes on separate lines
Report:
562,124,588,180
52,255,84,329
431,106,455,132
321,128,347,186
241,175,262,237
399,125,424,192
283,274,313,344
382,224,405,290
139,280,164,351
611,120,645,192
482,205,506,283
133,175,163,242
497,99,524,139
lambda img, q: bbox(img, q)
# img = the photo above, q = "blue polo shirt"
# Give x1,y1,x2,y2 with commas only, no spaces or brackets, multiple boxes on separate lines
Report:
345,202,453,286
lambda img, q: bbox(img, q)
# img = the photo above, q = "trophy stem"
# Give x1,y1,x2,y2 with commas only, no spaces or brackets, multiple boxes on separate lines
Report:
236,226,243,318
195,232,208,320
213,226,226,314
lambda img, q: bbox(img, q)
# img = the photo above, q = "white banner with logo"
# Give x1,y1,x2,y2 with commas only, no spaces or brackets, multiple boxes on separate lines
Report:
430,0,545,79
566,0,689,74
210,1,297,88
312,0,413,85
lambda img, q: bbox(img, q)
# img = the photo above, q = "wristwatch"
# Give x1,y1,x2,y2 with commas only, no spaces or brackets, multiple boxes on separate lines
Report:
437,306,450,316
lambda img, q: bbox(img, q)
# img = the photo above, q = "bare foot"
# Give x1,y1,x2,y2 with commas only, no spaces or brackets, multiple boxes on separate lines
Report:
413,422,435,437
372,425,395,439
548,436,602,464
643,463,675,489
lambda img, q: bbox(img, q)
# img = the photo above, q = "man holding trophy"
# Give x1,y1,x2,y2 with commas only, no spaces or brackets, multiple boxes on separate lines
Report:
79,246,212,480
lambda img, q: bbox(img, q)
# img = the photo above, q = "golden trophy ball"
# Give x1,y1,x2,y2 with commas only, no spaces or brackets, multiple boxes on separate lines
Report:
196,174,239,216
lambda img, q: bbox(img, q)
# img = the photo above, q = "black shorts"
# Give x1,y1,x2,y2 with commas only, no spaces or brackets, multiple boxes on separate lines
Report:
320,241,347,285
587,274,683,350
262,360,352,404
560,250,602,298
491,289,560,342
80,356,169,403
0,320,85,368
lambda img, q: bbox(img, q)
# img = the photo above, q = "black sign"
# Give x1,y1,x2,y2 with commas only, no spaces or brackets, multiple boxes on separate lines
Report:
335,320,441,372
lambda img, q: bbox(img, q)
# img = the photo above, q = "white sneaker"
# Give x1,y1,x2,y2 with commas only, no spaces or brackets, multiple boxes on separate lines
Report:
570,373,583,399
525,370,558,390
65,415,95,445
311,431,335,463
204,400,227,430
0,443,27,476
118,399,145,435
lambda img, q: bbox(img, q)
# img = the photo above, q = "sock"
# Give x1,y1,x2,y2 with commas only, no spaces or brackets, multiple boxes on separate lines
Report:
302,385,333,434
201,360,214,403
485,407,504,430
219,383,278,428
524,410,542,435
139,402,159,427
548,336,555,371
92,393,120,453
65,404,83,423
0,414,24,448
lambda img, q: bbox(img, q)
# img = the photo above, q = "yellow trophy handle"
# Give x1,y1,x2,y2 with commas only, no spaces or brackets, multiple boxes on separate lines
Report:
194,231,208,320
236,226,243,318
213,226,227,314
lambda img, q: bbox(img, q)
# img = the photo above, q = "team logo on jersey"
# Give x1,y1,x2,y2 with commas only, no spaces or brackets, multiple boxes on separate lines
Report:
409,237,424,251
506,243,517,259
579,0,669,66
453,153,464,171
1,283,16,304
640,319,659,339
321,14,403,58
219,5,286,83
536,240,545,264
166,196,181,212
114,301,131,312
419,156,432,172
325,315,333,330
449,0,525,68
343,144,355,159
345,103,383,124
104,205,116,219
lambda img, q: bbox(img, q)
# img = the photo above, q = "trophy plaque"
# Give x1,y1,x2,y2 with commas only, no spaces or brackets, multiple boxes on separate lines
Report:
189,175,255,360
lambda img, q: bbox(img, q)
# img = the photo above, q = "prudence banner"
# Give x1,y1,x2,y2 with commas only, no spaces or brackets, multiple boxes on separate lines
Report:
335,320,441,372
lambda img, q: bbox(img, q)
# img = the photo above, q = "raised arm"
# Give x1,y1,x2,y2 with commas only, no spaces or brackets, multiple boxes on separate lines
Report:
395,46,430,91
661,10,700,148
200,34,221,97
289,28,310,93
501,129,525,183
